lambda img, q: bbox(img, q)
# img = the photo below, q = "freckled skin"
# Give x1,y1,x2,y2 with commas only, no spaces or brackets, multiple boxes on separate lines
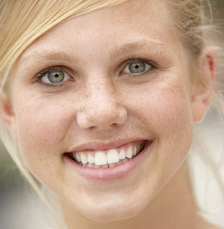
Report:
6,0,216,228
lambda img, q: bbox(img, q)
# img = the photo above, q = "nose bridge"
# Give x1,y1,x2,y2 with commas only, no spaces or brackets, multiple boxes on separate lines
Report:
77,77,127,129
89,78,116,109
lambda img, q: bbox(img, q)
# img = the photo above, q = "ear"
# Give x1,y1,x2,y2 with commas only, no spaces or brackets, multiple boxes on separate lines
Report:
191,48,216,123
0,93,18,139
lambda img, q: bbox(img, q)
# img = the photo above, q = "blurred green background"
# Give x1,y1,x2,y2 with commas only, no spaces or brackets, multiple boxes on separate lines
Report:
0,1,224,229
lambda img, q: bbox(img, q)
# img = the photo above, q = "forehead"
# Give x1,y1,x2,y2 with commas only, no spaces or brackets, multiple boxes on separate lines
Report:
19,0,180,64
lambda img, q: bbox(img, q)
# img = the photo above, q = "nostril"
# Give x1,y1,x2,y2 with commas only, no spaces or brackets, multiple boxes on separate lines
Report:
89,126,96,130
110,123,118,127
85,123,118,130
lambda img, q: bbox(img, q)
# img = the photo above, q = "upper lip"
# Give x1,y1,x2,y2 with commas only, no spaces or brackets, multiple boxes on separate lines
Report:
66,138,149,152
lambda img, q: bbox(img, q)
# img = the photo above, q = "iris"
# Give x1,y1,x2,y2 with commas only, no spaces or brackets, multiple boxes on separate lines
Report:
48,70,65,83
128,61,146,74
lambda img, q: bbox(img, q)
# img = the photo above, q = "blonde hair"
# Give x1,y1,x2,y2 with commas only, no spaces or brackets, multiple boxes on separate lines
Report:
0,0,223,227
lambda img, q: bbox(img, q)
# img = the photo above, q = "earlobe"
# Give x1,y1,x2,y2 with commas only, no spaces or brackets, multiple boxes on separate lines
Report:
0,93,18,138
191,48,216,123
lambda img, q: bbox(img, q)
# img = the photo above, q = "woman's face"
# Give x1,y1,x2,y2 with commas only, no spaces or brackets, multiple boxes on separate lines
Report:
8,0,204,222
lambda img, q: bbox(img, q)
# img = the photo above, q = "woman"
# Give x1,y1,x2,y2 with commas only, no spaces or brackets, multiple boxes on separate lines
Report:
0,0,223,228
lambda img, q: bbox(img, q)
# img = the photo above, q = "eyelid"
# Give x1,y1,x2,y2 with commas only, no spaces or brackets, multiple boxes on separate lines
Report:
121,58,158,75
35,66,73,86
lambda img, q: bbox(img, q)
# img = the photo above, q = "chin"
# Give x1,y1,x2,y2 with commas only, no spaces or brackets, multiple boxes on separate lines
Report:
75,197,147,222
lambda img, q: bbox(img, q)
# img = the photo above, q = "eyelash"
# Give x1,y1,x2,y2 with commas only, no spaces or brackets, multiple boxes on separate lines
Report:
35,66,71,88
34,58,158,87
121,58,158,76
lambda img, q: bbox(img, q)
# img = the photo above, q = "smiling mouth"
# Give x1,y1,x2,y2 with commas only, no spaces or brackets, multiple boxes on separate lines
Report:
68,140,146,169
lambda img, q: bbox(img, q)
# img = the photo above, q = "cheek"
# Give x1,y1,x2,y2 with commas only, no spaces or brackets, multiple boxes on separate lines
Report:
122,79,193,167
126,82,192,133
13,96,75,174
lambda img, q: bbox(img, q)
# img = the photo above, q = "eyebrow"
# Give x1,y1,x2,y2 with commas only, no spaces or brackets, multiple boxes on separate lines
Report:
20,39,172,64
109,40,172,58
20,50,77,65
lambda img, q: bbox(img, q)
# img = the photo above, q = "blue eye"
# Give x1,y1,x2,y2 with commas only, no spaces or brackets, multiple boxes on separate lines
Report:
123,60,153,75
47,70,65,83
39,69,70,85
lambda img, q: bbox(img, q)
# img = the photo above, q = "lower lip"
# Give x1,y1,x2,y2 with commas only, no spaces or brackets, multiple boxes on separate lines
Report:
64,140,153,181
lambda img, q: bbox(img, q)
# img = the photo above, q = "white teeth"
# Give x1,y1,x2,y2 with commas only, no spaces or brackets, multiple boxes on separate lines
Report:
82,159,130,168
133,146,137,156
107,149,119,163
87,154,95,163
119,149,126,159
126,146,133,159
73,153,81,162
109,163,116,168
72,141,145,168
87,163,94,168
80,153,88,164
72,153,76,160
137,145,141,154
76,153,81,162
95,151,107,165
116,161,123,165
122,158,128,163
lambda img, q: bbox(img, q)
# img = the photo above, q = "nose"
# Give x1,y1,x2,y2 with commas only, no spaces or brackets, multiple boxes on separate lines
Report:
76,79,127,130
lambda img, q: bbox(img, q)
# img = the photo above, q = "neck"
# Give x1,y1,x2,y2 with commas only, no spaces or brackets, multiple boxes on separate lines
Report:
60,162,215,229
